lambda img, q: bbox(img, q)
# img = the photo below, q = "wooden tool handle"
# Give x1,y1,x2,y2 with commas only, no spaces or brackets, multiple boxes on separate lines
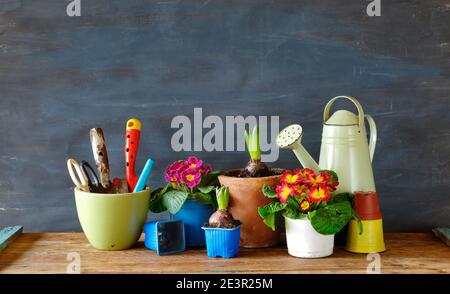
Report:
89,128,111,189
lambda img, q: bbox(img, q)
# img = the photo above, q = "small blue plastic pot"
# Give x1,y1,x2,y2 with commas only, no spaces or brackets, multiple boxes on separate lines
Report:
144,220,185,255
172,200,213,247
202,226,241,258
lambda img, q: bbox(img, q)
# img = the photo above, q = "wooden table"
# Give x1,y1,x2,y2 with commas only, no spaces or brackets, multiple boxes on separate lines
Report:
0,233,448,274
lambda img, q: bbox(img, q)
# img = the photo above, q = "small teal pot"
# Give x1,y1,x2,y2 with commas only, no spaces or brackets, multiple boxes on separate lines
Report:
143,220,186,255
172,200,213,247
202,226,241,258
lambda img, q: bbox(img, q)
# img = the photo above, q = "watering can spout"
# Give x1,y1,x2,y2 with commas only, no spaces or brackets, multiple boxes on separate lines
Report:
276,124,320,172
292,143,320,172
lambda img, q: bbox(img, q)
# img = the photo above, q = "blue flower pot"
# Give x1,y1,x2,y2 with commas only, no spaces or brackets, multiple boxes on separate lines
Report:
202,226,241,258
143,220,186,255
172,200,213,247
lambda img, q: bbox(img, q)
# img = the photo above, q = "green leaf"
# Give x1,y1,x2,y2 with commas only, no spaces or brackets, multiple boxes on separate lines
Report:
318,202,327,209
193,192,214,205
245,126,261,161
198,185,215,194
351,208,363,235
259,201,286,231
287,196,299,210
253,126,261,160
199,171,220,187
244,129,250,153
262,184,277,198
258,202,286,219
149,190,166,213
162,190,189,215
149,186,173,213
284,197,305,219
151,187,164,197
262,213,276,231
329,192,354,204
285,207,305,219
310,201,352,235
215,186,230,210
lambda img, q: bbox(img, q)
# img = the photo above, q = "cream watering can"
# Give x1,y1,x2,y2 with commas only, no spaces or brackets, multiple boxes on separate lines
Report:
277,96,377,192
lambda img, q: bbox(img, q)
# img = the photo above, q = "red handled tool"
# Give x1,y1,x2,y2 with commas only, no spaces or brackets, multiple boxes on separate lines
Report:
125,118,141,191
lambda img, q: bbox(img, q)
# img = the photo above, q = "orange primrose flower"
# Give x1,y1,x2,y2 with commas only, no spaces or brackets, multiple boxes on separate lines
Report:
328,180,339,192
308,184,331,202
298,200,311,212
293,183,308,196
294,168,314,180
307,173,327,186
276,184,294,203
281,171,300,185
320,171,339,191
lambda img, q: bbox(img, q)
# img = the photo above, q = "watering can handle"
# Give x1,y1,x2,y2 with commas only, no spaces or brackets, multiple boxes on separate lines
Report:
365,115,377,162
323,96,365,127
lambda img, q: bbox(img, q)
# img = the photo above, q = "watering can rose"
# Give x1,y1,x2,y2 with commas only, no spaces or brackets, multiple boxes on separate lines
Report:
258,168,362,236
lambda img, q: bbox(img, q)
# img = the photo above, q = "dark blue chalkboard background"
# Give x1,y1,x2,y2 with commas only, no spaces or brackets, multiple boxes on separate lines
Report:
0,0,449,231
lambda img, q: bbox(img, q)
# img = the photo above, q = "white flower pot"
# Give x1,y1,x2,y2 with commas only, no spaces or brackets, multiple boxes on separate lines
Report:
284,215,334,258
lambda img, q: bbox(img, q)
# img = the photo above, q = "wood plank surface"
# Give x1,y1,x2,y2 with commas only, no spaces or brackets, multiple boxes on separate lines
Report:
0,233,448,274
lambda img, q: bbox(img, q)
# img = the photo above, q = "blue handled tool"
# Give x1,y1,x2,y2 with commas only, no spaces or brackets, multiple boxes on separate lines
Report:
133,158,154,192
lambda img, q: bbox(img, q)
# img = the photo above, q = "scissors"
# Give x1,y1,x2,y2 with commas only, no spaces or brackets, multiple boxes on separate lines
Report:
67,159,101,192
81,160,100,190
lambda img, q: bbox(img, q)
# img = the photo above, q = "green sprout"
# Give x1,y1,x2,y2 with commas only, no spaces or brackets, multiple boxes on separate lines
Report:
244,126,261,161
216,186,230,211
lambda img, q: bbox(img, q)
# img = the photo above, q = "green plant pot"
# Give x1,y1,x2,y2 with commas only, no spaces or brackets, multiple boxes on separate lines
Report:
74,188,150,250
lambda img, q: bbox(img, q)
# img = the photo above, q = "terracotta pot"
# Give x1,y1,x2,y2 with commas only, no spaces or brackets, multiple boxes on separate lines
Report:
353,191,382,220
218,169,283,248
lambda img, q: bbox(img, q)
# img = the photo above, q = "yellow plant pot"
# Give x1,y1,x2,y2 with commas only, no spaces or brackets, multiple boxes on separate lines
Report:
346,219,386,253
74,188,150,250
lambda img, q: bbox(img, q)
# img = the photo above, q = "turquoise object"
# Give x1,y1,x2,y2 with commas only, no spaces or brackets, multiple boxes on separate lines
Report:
0,226,23,251
203,226,241,258
144,220,185,255
133,158,155,192
433,228,450,246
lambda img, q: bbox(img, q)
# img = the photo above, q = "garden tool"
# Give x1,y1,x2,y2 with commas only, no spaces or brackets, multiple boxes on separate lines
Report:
133,158,155,192
112,178,129,194
276,95,377,193
125,118,141,191
67,158,90,192
80,160,100,191
89,128,112,190
346,191,386,253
